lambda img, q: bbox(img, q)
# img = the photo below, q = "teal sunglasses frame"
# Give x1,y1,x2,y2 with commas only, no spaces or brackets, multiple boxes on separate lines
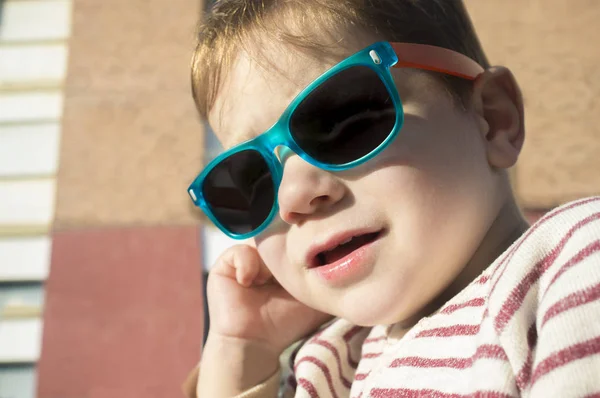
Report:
188,41,484,239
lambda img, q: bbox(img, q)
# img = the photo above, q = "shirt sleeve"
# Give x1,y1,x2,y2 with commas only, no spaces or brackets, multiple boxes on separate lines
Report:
528,225,600,396
181,365,281,398
234,369,281,398
181,365,199,398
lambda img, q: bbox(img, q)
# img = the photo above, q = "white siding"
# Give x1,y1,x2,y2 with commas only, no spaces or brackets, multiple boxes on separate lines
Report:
0,0,72,394
0,237,51,281
0,179,56,226
0,92,63,122
0,0,72,42
0,44,68,83
0,319,42,363
0,124,61,177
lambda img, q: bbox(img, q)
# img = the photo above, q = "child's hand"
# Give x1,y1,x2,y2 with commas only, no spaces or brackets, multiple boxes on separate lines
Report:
206,244,333,355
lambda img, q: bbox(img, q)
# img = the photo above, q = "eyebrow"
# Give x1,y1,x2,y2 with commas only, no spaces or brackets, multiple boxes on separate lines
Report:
222,95,294,149
222,125,263,149
209,110,257,150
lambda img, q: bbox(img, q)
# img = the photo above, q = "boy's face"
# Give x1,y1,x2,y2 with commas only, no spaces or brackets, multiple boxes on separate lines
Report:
208,39,504,326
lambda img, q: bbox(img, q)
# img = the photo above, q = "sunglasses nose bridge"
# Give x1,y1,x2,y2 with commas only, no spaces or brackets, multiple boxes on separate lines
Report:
273,145,295,164
261,125,295,163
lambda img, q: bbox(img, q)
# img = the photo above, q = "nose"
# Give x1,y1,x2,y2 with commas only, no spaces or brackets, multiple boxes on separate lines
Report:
277,154,346,225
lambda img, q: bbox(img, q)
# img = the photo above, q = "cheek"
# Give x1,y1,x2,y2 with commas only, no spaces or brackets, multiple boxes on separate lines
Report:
362,114,495,243
256,235,291,280
353,111,491,223
400,112,489,188
256,235,320,306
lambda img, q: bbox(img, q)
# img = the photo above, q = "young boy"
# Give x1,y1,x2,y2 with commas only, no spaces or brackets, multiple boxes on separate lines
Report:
185,1,600,397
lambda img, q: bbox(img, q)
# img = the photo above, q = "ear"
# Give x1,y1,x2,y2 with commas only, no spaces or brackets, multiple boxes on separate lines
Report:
471,66,525,169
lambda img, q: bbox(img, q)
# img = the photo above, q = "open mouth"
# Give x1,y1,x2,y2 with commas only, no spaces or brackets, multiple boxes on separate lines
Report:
313,231,381,267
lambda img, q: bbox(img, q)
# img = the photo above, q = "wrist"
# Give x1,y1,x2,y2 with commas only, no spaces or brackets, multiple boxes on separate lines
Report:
198,333,280,396
204,332,282,360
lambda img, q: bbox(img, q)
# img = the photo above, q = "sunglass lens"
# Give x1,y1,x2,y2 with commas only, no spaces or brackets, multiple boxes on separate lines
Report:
202,150,275,235
290,66,396,165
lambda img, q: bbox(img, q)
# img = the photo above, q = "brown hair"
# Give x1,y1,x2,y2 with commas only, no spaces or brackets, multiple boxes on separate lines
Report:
191,0,489,119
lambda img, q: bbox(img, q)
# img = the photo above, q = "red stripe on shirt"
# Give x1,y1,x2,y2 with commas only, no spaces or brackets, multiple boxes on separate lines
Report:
370,388,514,397
298,377,320,398
542,280,600,328
344,325,365,341
354,372,370,381
295,356,342,398
514,241,600,389
494,212,600,332
543,240,600,300
309,326,328,343
312,339,353,388
531,335,600,385
516,351,533,391
441,297,486,314
390,344,507,369
488,198,600,304
363,352,382,359
364,336,386,344
416,324,480,338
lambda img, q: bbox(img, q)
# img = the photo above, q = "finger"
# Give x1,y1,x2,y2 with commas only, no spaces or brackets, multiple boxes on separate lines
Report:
253,260,273,285
211,245,264,287
245,239,274,285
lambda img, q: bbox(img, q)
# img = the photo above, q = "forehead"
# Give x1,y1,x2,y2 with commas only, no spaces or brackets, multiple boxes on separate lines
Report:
207,39,447,150
208,40,371,149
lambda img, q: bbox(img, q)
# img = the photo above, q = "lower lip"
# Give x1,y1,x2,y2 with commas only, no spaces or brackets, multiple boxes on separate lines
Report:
310,237,380,286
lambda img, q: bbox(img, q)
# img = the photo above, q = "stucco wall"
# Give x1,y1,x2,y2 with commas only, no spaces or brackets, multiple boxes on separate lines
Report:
466,0,600,208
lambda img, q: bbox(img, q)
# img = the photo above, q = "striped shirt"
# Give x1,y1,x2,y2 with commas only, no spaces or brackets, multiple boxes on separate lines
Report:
239,197,600,398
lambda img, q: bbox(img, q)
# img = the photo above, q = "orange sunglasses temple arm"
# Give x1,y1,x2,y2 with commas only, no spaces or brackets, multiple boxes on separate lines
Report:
390,42,485,80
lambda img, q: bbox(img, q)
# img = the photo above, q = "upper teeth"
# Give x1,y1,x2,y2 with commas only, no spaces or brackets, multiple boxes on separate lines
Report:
340,237,353,245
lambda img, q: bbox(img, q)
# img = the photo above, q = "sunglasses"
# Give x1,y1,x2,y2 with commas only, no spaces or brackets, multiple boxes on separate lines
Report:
188,41,483,239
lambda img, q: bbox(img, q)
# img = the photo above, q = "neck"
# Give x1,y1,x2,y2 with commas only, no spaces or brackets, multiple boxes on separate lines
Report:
394,195,530,333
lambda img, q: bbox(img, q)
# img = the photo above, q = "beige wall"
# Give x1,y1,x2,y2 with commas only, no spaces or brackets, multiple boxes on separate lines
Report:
466,0,600,209
55,0,204,229
53,0,600,229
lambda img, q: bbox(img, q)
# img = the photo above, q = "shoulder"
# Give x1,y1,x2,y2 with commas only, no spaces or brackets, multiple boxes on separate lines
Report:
487,197,600,331
523,197,600,273
525,197,600,307
488,198,600,393
490,196,600,281
280,319,369,397
524,196,600,249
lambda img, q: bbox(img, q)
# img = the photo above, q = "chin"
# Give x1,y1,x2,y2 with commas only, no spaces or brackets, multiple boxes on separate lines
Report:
340,314,380,327
335,288,420,327
337,302,399,327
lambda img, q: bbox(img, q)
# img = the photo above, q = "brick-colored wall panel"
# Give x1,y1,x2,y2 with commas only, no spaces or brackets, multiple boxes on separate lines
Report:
56,93,203,228
466,1,600,207
38,226,203,398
